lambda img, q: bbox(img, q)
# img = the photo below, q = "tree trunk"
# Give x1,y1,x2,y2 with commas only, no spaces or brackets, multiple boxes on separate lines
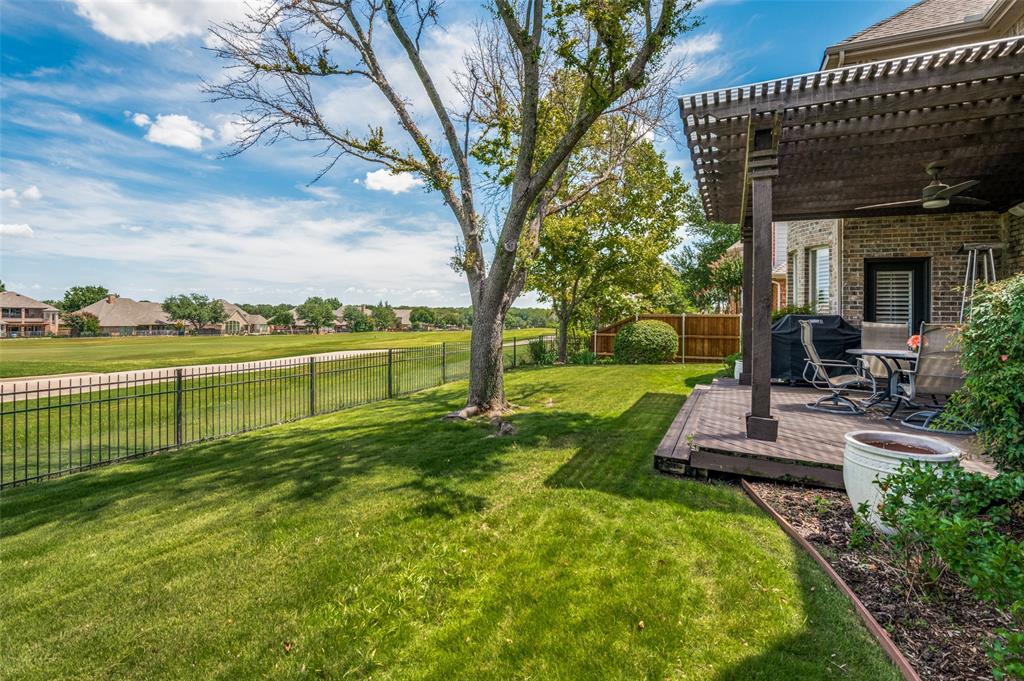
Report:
557,315,570,363
456,298,509,418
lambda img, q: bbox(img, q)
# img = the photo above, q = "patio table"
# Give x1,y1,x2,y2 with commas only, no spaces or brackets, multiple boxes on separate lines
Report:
846,347,918,413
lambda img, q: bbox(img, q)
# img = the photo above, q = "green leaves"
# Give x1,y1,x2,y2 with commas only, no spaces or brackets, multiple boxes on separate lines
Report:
879,463,1024,678
943,274,1024,472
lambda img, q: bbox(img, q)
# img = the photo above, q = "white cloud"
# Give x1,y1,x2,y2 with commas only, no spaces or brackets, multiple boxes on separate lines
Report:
673,33,722,58
71,0,246,45
668,32,731,87
143,114,215,151
364,170,423,194
21,185,42,201
0,224,34,238
131,112,152,127
0,163,468,304
1,188,19,203
215,117,248,145
121,225,145,232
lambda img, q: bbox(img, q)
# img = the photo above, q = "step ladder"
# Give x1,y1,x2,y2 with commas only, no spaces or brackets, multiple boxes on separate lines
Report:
959,242,1003,322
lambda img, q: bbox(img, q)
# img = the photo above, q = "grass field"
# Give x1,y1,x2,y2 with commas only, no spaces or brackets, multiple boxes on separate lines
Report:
0,365,900,680
0,328,553,379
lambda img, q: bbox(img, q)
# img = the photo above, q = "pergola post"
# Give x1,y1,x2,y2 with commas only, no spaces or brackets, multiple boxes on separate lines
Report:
738,229,752,386
745,128,779,442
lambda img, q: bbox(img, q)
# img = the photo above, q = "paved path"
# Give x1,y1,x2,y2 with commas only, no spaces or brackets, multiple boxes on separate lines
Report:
0,349,381,402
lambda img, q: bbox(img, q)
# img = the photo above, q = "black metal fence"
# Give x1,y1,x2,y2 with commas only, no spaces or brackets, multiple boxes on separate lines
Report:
0,336,555,489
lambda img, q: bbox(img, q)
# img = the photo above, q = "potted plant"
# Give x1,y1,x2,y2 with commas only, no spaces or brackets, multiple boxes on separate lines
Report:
842,430,960,533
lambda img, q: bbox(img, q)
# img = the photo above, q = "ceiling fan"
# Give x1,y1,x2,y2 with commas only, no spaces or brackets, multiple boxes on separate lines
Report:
855,163,989,211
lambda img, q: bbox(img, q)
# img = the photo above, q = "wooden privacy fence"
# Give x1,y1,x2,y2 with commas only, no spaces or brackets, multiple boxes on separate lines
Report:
592,314,740,363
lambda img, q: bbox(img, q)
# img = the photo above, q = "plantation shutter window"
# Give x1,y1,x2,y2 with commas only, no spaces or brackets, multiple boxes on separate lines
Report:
873,270,913,326
787,252,797,306
809,247,830,313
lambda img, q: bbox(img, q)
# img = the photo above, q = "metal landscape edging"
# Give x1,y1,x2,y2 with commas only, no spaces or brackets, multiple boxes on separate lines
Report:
740,479,921,681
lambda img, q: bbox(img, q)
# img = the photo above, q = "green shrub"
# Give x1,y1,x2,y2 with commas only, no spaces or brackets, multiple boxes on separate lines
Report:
528,338,556,365
613,320,677,364
771,304,813,322
943,273,1024,471
878,463,1024,679
723,351,741,375
569,350,597,365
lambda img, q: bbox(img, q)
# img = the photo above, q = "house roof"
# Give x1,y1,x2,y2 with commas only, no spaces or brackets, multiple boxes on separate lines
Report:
838,0,998,47
393,308,412,325
79,296,170,327
0,291,58,312
678,34,1024,223
217,300,267,326
821,0,1021,68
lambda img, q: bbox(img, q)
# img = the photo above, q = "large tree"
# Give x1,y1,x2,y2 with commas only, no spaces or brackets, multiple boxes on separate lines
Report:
370,301,399,331
60,285,109,313
296,296,339,332
208,0,695,417
162,295,228,333
528,139,684,361
669,194,742,312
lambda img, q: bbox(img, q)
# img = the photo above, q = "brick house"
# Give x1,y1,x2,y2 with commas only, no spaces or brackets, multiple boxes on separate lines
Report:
783,0,1024,330
0,291,60,337
79,294,173,336
678,0,1024,441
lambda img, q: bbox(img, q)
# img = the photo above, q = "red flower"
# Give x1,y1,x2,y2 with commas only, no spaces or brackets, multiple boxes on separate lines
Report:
1001,354,1009,362
907,334,921,351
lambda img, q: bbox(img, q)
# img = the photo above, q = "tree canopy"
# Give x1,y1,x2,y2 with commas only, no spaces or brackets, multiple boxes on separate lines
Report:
528,137,685,360
668,194,742,312
296,297,338,332
162,295,228,332
60,286,110,313
207,0,697,416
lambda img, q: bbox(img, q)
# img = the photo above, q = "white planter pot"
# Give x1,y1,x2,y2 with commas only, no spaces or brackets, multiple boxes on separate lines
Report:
842,430,961,533
734,359,743,380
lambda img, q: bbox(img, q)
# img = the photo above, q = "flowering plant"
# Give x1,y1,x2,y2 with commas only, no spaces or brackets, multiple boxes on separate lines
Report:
907,334,921,351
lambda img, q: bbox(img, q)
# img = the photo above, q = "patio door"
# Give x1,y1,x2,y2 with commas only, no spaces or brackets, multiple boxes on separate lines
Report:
864,258,929,334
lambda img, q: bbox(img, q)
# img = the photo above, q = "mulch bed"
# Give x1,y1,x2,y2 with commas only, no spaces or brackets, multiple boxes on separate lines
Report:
748,480,1014,681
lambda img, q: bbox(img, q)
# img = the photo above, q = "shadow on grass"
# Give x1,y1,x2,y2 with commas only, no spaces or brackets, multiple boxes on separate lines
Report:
3,367,736,536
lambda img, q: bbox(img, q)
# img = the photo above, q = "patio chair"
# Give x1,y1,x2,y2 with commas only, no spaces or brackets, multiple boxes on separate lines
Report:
894,324,976,433
799,320,876,414
859,321,912,379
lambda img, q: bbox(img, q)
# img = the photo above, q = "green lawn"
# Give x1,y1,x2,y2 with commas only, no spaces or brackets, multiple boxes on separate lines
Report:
0,329,553,378
0,365,899,680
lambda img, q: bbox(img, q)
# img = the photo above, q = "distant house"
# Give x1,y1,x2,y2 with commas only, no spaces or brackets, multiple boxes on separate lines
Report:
0,291,60,337
722,223,788,312
79,294,172,336
393,308,413,330
206,301,269,335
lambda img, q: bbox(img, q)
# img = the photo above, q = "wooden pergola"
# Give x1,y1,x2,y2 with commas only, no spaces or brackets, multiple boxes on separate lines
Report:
678,35,1024,441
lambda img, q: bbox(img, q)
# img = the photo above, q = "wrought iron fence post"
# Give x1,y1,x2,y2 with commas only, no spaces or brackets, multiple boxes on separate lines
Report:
308,356,316,415
441,342,447,383
387,349,394,398
174,368,183,447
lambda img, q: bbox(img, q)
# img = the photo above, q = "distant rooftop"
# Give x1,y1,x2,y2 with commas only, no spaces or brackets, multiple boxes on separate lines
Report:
0,290,57,311
838,0,998,46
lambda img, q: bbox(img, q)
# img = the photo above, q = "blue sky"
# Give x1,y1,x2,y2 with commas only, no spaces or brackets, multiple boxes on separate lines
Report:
0,0,907,306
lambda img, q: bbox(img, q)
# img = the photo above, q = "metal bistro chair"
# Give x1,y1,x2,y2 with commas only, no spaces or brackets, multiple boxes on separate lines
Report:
799,320,877,414
860,321,913,380
895,323,976,433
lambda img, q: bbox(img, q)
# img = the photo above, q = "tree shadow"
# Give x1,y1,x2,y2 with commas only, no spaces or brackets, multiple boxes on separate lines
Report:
708,538,902,680
2,367,737,536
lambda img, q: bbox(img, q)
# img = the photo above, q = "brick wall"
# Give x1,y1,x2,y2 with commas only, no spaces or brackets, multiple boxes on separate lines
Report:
783,219,839,312
841,212,1004,325
1006,211,1024,275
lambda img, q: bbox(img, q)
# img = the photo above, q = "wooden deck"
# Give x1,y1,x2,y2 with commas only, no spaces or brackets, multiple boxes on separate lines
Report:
656,379,994,488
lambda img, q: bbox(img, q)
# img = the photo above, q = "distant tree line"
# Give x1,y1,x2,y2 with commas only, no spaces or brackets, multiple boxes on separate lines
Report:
35,284,554,336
